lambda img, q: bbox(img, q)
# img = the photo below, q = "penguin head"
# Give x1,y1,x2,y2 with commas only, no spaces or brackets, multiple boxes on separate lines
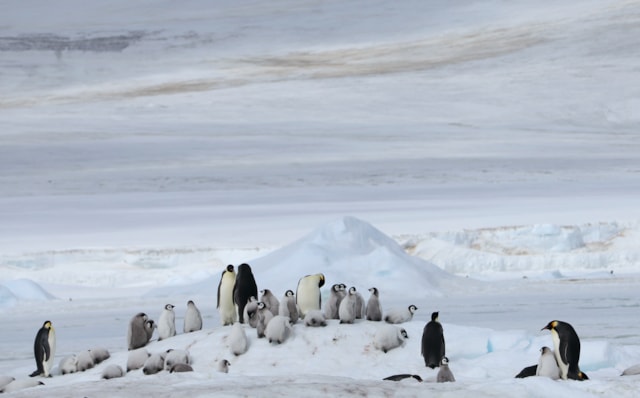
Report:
540,346,552,354
331,284,341,293
260,289,266,295
369,287,378,296
165,304,175,311
441,357,449,366
318,274,325,287
408,305,418,314
43,320,52,329
431,311,439,322
257,302,266,310
187,300,195,306
285,290,294,297
400,328,408,339
542,320,559,331
339,283,346,291
226,264,234,273
348,287,357,295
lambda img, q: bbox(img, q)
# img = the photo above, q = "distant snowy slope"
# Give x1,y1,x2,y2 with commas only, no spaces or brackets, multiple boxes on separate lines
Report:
249,216,464,300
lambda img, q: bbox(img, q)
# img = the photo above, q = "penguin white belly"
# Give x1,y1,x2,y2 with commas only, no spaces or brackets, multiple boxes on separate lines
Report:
44,329,56,376
219,276,237,325
551,331,568,380
297,279,320,316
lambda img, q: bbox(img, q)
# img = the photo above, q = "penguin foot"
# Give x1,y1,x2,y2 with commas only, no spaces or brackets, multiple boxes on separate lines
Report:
29,370,42,377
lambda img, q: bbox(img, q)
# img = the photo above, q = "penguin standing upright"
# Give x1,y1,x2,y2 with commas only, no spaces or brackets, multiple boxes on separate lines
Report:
184,300,203,333
30,320,56,377
366,287,382,321
279,290,299,324
256,302,274,338
157,304,176,340
542,320,588,380
233,263,258,324
217,265,237,326
421,311,445,369
128,313,149,350
244,296,260,328
354,289,366,319
324,284,342,320
436,357,455,382
260,289,280,314
296,273,325,317
536,346,560,379
338,286,358,324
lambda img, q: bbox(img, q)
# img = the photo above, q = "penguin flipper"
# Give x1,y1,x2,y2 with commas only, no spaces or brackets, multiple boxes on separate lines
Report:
216,271,223,308
515,364,538,378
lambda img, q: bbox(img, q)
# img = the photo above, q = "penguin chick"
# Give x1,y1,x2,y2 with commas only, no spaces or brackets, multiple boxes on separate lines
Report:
184,300,203,333
59,354,77,375
256,302,274,338
260,289,280,314
229,322,249,356
102,364,125,380
622,363,640,376
128,313,148,351
338,287,358,324
217,359,230,373
536,346,560,379
76,350,95,372
279,290,299,324
384,304,417,324
127,348,150,372
1,379,45,393
437,357,456,382
354,290,366,319
373,325,408,353
145,319,157,342
244,296,259,328
89,347,110,364
324,284,342,320
265,315,293,344
164,349,190,371
143,352,166,375
0,376,15,391
365,287,382,321
304,310,327,327
158,304,176,341
170,363,194,373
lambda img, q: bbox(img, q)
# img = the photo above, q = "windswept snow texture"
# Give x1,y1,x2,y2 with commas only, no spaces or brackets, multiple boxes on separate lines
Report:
1,0,640,397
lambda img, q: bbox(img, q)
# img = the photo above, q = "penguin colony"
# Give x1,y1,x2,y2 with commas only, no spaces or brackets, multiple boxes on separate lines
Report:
9,261,617,392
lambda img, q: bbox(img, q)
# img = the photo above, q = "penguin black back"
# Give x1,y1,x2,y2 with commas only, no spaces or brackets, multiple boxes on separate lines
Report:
421,311,445,369
233,263,258,323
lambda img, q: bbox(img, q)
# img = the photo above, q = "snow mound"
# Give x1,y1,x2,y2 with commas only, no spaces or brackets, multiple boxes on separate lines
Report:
0,279,57,307
250,216,461,300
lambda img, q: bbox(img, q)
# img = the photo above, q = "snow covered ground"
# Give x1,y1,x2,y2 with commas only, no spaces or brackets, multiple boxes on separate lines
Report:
1,0,640,396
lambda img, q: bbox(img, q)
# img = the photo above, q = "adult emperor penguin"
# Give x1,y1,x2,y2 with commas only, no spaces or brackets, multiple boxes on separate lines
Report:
233,263,258,324
296,273,325,317
157,304,176,340
366,287,382,321
536,346,560,379
279,290,299,324
30,320,56,377
421,311,445,369
128,313,149,350
437,357,456,382
217,264,237,326
184,300,203,333
324,284,342,319
542,320,588,380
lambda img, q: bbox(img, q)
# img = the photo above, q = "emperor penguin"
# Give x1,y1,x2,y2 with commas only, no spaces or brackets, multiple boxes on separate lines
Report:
157,304,176,340
229,322,249,356
1,379,45,393
536,346,560,379
217,264,237,326
143,352,166,375
373,324,408,353
217,359,230,373
622,363,640,376
338,286,358,324
0,376,15,391
244,296,260,328
366,287,382,321
128,312,149,350
296,273,325,317
385,304,417,324
59,354,77,375
145,320,157,345
256,301,274,338
102,364,125,380
542,320,588,380
279,289,299,324
170,363,194,373
437,357,456,382
184,300,203,333
89,347,110,364
30,320,56,377
164,349,191,371
260,289,280,314
233,263,258,324
324,284,342,319
127,348,150,372
304,310,327,327
421,311,445,369
76,350,95,372
265,315,293,344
